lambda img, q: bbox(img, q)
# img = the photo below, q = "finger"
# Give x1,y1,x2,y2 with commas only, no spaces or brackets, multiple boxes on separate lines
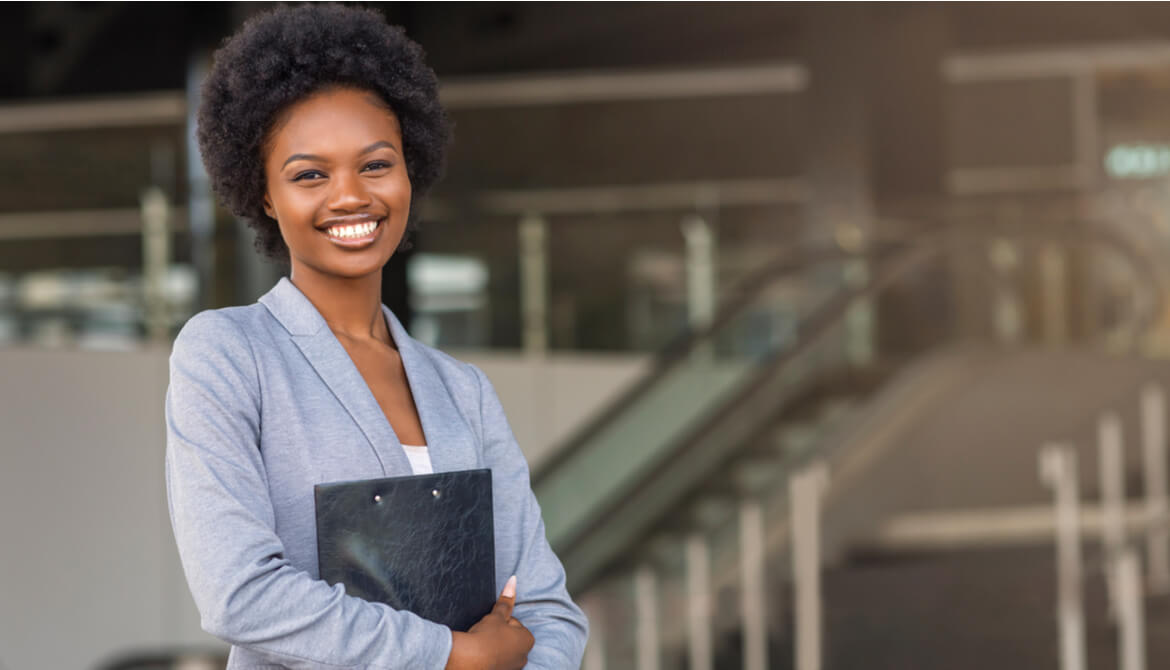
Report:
492,575,517,620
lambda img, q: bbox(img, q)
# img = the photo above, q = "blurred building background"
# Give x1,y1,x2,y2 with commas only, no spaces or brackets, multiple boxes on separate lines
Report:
9,2,1170,669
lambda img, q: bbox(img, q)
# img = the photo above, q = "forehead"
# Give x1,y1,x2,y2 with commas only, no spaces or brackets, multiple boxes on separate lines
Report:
266,87,402,155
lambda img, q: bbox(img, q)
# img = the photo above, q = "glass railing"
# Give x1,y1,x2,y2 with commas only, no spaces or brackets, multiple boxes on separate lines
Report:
563,222,1166,669
540,219,1165,608
537,239,936,589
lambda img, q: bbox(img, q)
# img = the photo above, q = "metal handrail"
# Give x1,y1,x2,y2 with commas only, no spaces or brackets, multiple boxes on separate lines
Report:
535,220,1165,488
531,239,900,483
548,221,1166,592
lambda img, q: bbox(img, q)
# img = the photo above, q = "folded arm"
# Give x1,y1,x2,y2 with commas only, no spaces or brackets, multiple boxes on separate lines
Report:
165,312,453,669
471,364,590,669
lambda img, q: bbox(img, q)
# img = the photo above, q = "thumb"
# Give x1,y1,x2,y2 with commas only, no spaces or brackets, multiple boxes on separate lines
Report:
492,575,517,620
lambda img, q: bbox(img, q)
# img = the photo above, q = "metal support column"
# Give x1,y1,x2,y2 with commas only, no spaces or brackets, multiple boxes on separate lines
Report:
739,499,768,670
1100,411,1127,619
842,255,873,366
686,532,712,670
1040,244,1068,346
634,564,660,670
519,214,548,356
990,238,1022,345
791,462,829,670
1117,549,1147,670
1142,383,1170,594
140,186,171,345
1039,444,1087,670
681,214,716,331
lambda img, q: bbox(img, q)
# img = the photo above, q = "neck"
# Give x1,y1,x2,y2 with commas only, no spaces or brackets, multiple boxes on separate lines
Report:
288,267,392,346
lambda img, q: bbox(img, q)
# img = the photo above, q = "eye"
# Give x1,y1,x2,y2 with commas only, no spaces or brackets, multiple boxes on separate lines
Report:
363,160,393,172
291,170,325,182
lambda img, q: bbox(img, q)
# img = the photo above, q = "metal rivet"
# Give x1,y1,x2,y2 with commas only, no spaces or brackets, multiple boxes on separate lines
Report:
432,489,441,498
373,494,382,503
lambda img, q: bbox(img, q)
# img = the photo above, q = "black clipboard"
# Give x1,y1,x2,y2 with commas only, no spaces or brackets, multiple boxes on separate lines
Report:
314,468,495,632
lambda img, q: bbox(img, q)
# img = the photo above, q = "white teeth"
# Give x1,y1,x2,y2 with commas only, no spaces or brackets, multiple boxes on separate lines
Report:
326,221,378,239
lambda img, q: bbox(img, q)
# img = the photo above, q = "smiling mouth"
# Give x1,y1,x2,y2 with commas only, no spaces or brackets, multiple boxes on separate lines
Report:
322,219,383,244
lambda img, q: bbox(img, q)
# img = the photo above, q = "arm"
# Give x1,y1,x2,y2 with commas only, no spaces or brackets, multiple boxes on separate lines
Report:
471,364,590,669
165,311,453,669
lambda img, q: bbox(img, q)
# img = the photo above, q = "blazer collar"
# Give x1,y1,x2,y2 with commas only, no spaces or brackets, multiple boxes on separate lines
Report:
258,276,477,474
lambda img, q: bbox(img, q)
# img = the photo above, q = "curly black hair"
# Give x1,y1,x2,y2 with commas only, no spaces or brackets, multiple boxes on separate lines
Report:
197,3,451,265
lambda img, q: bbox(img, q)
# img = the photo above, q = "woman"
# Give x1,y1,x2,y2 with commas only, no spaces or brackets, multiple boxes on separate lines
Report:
165,5,588,669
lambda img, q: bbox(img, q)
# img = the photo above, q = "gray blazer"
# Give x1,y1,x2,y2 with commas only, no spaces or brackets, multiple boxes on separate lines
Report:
165,276,588,669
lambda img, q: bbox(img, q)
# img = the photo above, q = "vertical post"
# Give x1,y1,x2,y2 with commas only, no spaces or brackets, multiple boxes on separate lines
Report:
140,186,171,345
739,499,768,670
581,592,606,670
1039,444,1087,670
989,238,1022,345
1116,549,1147,670
1141,383,1170,594
1071,69,1100,190
791,462,829,670
681,214,716,331
842,255,873,367
1040,244,1068,346
634,565,660,670
518,214,548,356
686,532,712,670
1100,411,1126,619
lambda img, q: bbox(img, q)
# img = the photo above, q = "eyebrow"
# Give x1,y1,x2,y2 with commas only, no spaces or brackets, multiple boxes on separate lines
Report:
280,140,400,169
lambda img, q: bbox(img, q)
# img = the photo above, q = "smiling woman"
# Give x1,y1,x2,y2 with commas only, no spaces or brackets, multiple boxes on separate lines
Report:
167,4,588,670
262,88,412,281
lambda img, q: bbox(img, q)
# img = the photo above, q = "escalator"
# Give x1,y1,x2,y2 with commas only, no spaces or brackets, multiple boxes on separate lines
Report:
530,221,1168,668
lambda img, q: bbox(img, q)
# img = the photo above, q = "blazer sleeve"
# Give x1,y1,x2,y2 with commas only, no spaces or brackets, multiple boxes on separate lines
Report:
165,311,453,670
471,363,590,669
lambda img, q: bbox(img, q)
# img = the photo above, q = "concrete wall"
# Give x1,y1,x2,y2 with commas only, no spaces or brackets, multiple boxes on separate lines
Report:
0,345,645,670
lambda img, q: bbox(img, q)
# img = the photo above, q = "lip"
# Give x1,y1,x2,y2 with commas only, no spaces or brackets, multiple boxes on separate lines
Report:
320,218,384,248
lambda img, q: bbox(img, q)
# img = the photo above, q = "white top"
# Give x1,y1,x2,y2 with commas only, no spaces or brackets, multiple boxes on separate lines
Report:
401,444,433,475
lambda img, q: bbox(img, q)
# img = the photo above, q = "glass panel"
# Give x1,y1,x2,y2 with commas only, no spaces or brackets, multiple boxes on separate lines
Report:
654,536,688,670
407,253,491,348
0,264,197,349
537,253,858,547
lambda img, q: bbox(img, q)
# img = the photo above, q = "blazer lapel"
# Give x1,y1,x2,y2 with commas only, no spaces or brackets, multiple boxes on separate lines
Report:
383,305,481,474
259,277,411,476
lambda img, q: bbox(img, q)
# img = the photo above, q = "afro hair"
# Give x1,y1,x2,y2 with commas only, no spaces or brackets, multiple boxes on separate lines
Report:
197,3,451,265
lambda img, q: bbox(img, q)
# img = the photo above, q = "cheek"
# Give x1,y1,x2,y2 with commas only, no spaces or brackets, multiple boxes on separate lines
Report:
269,182,320,219
398,181,413,206
381,174,413,209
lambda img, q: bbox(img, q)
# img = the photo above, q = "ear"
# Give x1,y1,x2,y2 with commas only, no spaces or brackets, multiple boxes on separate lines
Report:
262,192,276,220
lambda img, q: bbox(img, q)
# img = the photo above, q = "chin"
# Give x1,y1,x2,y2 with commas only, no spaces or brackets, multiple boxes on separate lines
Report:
296,251,393,282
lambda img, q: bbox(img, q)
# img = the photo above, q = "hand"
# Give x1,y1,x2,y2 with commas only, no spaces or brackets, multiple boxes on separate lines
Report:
446,575,534,670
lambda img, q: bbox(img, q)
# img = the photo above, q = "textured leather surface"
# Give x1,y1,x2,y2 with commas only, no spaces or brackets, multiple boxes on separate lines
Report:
315,468,495,632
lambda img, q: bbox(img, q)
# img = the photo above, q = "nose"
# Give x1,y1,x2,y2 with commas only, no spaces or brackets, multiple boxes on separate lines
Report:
326,170,372,212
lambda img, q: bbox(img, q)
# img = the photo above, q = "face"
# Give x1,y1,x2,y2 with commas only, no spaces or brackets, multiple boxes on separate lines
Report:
262,86,412,281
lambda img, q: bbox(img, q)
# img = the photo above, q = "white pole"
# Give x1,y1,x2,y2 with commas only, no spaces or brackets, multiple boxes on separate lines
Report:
1100,412,1126,619
518,214,548,356
740,499,768,670
791,462,829,670
581,592,606,670
1116,549,1147,670
1141,383,1170,594
681,214,716,332
1039,444,1087,670
686,532,713,670
140,186,171,345
634,565,660,670
1039,244,1068,346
